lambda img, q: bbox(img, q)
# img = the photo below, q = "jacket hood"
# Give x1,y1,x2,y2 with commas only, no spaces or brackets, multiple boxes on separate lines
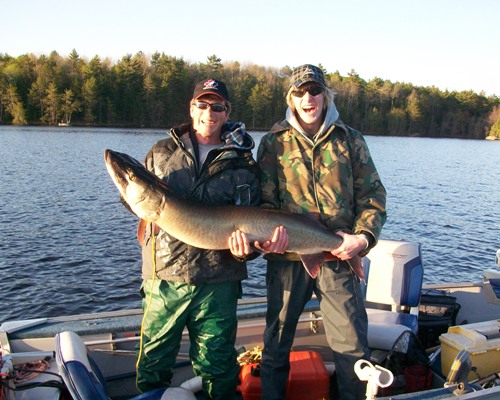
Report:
284,101,340,144
221,121,255,151
270,102,348,141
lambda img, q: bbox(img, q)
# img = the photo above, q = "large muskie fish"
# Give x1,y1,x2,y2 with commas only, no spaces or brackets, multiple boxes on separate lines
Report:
104,149,352,278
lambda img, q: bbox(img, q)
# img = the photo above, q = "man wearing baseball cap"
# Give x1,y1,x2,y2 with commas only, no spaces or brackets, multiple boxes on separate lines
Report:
135,78,283,399
257,64,387,399
192,78,231,102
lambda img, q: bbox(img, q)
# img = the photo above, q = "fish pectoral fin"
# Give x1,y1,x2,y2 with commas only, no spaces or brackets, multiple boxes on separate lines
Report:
322,253,366,281
347,255,365,281
299,254,325,279
120,195,139,217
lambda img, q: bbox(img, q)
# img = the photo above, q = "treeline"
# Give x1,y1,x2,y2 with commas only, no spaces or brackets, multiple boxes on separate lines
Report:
1,50,499,139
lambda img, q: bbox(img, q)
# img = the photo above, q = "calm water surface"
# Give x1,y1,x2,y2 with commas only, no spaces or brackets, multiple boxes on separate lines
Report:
0,126,498,321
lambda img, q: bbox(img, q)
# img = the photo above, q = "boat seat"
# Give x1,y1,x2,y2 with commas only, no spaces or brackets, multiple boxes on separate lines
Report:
362,239,424,351
483,269,500,301
55,330,166,400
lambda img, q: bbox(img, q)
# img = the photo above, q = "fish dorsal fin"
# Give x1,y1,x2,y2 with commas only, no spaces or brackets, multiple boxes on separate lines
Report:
299,253,325,278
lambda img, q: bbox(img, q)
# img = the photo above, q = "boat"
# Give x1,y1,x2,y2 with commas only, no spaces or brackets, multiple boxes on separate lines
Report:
1,239,499,400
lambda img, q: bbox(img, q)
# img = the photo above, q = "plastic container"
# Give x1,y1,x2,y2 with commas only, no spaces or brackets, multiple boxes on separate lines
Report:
440,319,500,380
238,351,330,400
403,365,432,392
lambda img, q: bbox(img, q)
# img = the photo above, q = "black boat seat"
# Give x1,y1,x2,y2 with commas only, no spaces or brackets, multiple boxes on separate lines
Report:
362,239,424,350
55,330,166,400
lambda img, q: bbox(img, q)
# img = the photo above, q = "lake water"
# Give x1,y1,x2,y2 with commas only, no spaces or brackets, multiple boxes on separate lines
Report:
0,126,499,322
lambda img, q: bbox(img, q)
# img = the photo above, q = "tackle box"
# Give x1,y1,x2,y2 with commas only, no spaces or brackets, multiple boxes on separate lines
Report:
237,350,330,400
440,319,500,380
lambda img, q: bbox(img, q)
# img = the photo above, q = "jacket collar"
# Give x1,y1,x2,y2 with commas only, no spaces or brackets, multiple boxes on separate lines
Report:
169,122,255,152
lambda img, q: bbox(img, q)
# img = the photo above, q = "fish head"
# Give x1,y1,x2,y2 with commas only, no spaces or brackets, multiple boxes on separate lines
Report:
104,149,165,221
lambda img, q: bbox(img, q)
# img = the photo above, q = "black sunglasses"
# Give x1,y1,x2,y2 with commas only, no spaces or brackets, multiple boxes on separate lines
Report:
291,86,323,98
193,101,227,113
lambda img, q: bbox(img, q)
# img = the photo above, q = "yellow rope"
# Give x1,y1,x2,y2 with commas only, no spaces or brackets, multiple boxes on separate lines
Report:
237,346,263,365
135,228,156,390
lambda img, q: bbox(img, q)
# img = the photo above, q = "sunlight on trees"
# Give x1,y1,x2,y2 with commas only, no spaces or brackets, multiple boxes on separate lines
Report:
0,51,498,139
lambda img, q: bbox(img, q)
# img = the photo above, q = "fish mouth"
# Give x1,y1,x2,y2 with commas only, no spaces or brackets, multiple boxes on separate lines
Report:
104,148,174,210
104,149,166,191
104,149,113,164
104,149,122,171
104,149,129,189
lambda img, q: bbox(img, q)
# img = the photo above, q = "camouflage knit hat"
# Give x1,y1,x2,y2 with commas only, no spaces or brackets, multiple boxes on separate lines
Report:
289,64,327,89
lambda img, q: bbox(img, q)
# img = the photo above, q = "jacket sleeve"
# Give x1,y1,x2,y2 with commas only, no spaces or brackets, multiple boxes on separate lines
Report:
349,130,387,251
241,150,262,207
256,134,280,210
231,151,262,262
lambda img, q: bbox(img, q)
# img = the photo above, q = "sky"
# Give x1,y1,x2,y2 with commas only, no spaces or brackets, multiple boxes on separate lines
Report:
2,0,499,97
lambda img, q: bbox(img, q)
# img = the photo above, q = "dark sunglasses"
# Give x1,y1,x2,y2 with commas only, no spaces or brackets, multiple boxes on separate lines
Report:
193,101,227,113
291,85,323,98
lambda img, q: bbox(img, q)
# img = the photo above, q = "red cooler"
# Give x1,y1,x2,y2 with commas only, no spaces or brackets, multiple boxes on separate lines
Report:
238,351,330,400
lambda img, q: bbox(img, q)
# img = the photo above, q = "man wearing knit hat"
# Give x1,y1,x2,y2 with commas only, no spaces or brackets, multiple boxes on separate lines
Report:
257,64,387,399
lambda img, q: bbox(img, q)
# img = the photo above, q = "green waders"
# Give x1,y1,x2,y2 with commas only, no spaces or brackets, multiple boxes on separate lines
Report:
136,279,240,400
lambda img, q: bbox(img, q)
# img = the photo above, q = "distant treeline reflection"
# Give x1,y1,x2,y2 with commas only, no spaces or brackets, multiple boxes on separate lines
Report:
1,51,499,139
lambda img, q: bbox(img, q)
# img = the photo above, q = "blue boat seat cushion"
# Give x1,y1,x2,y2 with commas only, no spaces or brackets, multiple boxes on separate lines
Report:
363,240,423,308
367,308,419,333
483,269,500,299
55,330,109,400
55,330,165,400
362,240,424,351
367,321,411,351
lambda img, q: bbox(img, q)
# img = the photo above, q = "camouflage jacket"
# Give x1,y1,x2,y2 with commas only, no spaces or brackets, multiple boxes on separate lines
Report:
141,122,260,285
257,117,386,259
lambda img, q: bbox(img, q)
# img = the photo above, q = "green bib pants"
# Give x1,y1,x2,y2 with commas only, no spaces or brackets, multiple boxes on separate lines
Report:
136,279,240,400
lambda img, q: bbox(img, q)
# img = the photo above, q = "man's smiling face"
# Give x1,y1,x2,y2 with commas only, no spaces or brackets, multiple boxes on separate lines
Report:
190,94,229,144
291,84,325,134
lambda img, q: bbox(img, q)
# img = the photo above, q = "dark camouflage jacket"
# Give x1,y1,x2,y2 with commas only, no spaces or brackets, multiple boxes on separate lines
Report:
257,117,386,260
141,122,260,285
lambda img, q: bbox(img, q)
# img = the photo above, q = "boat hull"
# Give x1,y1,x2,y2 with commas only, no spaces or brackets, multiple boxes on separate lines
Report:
2,278,499,399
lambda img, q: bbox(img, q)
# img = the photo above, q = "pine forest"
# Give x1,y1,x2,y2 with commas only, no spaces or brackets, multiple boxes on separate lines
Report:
1,50,499,139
